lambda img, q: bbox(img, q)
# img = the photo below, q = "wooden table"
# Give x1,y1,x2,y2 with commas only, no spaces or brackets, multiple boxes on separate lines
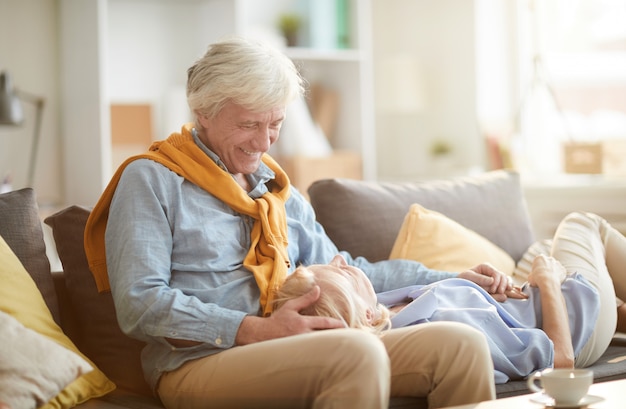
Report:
443,379,626,408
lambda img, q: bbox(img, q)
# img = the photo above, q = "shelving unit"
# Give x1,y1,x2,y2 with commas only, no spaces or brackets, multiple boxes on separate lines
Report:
58,0,375,205
218,0,376,181
235,0,376,184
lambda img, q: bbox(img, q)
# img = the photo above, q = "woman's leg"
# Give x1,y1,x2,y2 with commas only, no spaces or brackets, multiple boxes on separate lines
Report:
158,329,390,409
550,212,626,366
602,215,626,300
382,322,495,408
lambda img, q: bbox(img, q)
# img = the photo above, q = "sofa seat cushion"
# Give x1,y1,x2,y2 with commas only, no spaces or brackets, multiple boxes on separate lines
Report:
308,170,535,263
496,339,626,397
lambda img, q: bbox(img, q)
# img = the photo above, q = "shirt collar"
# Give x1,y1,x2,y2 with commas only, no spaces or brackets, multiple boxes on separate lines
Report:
191,127,275,198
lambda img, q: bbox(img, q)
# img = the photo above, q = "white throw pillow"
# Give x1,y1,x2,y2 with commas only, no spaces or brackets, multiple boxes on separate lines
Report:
0,310,93,409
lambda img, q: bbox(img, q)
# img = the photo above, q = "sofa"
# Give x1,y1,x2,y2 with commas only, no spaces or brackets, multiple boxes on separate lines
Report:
1,169,625,409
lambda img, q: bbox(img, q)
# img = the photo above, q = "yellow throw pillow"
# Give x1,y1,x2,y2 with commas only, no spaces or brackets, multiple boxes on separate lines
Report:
389,203,515,274
0,234,115,408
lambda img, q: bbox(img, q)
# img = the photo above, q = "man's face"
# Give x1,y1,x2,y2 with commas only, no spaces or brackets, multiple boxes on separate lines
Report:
198,101,286,175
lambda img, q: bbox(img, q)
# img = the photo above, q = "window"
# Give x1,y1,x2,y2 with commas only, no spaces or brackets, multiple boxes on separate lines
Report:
515,0,626,176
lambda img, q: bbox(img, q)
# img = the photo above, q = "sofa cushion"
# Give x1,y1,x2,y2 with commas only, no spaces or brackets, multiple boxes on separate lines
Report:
0,188,60,323
0,310,93,409
0,233,115,408
45,206,151,396
510,239,553,286
389,203,516,274
308,170,535,263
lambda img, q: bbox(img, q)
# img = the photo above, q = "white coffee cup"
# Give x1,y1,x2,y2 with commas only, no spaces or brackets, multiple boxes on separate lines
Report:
527,368,593,406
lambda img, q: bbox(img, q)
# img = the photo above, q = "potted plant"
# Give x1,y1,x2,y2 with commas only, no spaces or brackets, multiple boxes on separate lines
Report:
278,13,302,47
430,139,452,157
430,139,454,175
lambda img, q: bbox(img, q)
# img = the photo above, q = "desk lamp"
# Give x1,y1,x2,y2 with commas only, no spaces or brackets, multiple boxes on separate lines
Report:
0,70,45,187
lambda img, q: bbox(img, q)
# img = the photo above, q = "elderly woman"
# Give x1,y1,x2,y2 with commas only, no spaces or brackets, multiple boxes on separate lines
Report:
275,212,626,384
83,36,506,409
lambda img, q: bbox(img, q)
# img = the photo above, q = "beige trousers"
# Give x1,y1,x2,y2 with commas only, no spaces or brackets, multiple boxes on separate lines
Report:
514,212,626,367
552,212,626,367
157,323,495,409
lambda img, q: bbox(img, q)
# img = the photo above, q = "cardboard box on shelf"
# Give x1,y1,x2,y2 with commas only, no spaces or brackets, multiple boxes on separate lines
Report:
308,83,340,144
563,142,603,174
563,140,626,176
276,151,362,199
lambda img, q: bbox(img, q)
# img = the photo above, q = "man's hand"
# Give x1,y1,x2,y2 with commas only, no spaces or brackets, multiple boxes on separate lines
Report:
458,263,528,302
235,286,346,346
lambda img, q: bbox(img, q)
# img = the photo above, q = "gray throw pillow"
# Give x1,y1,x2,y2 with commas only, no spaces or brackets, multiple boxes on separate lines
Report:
0,188,59,324
308,170,535,263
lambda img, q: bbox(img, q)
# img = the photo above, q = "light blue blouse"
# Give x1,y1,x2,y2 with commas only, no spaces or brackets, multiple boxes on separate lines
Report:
104,133,457,390
377,275,600,383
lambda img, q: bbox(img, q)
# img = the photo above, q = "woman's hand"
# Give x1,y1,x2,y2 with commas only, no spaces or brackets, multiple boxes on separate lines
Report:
528,255,567,287
528,254,575,368
458,263,528,302
235,286,345,346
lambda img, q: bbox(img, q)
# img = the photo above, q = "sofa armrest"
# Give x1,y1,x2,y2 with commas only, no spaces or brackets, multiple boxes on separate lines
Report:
51,270,83,345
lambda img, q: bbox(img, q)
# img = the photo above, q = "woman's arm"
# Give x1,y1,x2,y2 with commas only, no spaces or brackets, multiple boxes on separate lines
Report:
528,255,575,368
458,263,527,302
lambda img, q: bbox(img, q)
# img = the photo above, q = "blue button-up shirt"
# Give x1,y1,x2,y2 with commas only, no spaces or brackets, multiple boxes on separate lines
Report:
105,134,457,389
378,274,599,383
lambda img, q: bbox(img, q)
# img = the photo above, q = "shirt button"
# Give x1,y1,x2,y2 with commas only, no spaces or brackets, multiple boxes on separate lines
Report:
215,337,222,345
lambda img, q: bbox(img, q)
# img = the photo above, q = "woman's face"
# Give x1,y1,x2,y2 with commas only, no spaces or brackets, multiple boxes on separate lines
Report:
197,101,286,176
308,255,378,310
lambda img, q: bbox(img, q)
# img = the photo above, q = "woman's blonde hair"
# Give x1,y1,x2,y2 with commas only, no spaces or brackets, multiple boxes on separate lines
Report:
186,36,305,127
274,266,391,335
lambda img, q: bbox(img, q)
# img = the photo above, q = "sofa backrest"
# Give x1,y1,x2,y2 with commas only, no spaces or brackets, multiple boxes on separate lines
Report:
44,206,151,396
307,170,535,263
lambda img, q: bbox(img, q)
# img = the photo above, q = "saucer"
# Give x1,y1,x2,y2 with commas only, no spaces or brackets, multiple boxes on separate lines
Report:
529,393,605,408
